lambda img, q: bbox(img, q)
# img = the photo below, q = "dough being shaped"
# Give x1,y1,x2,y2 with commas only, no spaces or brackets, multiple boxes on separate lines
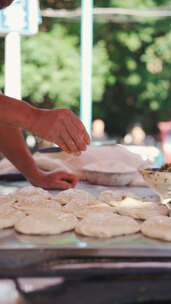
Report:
141,216,171,241
63,198,114,218
15,211,78,235
0,205,25,229
114,197,168,220
55,189,96,205
98,190,138,206
13,197,61,212
75,213,140,238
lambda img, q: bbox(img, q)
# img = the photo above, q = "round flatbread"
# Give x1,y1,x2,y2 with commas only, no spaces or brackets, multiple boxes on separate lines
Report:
75,213,140,238
0,193,19,207
0,205,25,229
13,197,61,212
14,211,78,235
114,197,168,220
141,216,171,241
63,198,114,218
98,190,138,206
55,189,96,205
14,186,54,200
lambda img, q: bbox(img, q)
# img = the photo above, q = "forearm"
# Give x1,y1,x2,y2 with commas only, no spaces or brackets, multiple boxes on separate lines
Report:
0,94,39,130
0,123,41,182
0,94,90,154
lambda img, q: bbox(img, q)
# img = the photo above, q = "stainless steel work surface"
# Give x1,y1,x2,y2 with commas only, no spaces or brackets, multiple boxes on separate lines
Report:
0,181,171,259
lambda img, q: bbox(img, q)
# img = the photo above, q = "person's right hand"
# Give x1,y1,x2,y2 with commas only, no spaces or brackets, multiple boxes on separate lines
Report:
29,170,78,190
30,108,90,154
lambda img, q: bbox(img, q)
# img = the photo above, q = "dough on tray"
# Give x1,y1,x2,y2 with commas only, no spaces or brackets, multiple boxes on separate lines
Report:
14,211,78,235
0,193,18,206
55,189,96,205
141,216,171,241
114,197,169,220
63,198,114,218
0,205,24,229
13,186,54,200
13,197,61,212
75,212,140,238
98,190,138,206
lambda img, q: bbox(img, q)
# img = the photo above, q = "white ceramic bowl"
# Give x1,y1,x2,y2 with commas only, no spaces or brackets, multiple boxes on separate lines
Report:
139,168,171,204
83,169,135,186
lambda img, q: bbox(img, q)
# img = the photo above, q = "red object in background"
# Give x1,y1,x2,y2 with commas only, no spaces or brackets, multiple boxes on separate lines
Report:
158,121,171,163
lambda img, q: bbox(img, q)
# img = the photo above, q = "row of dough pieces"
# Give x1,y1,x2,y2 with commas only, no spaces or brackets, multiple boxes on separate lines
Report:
0,186,170,241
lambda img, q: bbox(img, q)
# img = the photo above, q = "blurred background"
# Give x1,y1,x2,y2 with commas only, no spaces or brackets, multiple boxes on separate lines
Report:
0,0,171,165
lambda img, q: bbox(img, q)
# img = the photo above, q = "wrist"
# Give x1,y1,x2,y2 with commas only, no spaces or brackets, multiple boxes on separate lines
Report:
25,166,45,185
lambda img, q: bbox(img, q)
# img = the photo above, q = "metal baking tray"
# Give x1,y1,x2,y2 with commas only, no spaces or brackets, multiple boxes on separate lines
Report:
1,181,171,277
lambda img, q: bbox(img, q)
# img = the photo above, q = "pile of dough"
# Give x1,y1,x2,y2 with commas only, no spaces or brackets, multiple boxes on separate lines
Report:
55,189,96,205
0,204,25,229
15,211,78,235
13,197,62,212
63,198,113,218
141,216,171,241
98,190,138,206
75,213,140,238
114,197,168,220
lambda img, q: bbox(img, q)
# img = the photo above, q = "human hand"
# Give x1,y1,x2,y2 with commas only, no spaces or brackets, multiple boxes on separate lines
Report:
29,170,78,190
29,108,90,154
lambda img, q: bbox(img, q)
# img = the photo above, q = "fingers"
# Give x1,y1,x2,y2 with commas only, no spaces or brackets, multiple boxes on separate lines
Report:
65,117,90,152
56,136,71,154
59,127,80,154
60,172,79,187
40,171,79,190
70,114,90,145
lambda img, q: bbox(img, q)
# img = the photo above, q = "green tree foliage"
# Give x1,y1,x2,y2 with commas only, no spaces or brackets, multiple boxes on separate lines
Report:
0,0,171,137
20,24,110,111
92,0,171,136
0,23,110,113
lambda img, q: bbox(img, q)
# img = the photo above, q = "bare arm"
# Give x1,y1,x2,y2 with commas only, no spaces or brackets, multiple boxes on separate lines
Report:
0,94,90,154
0,123,78,189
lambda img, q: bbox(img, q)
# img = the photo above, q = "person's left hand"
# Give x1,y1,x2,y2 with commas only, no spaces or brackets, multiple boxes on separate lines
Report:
29,170,78,190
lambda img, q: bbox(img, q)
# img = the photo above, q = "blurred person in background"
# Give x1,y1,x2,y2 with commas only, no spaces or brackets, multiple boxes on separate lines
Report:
92,119,109,142
123,123,146,145
0,0,90,190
